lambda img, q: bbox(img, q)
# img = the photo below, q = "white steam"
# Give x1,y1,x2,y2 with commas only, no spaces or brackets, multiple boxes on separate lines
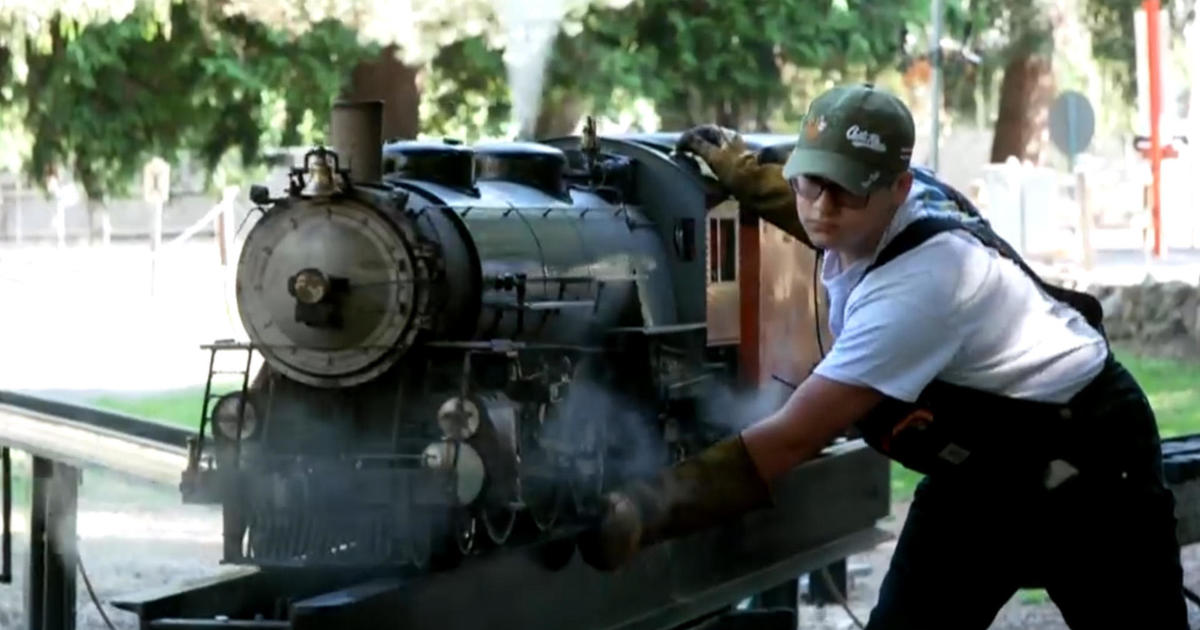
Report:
493,0,571,139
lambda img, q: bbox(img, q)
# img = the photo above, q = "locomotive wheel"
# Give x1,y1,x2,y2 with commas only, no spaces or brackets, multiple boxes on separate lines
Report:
522,403,566,532
481,504,517,545
569,417,607,515
405,514,432,570
426,509,475,570
526,478,564,532
454,510,478,556
570,453,604,514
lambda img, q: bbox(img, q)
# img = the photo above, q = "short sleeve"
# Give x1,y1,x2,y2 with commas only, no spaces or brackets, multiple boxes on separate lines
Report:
813,269,967,403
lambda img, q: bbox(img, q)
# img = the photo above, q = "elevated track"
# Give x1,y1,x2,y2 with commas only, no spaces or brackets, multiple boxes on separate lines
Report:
0,390,190,487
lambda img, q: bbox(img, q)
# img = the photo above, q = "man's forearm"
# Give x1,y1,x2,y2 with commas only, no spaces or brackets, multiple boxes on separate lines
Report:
740,374,884,481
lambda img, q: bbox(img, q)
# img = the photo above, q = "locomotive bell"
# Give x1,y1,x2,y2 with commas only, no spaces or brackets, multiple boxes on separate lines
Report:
299,150,342,197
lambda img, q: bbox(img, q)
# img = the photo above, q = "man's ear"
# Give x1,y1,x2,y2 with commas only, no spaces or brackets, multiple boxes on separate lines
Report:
892,170,914,204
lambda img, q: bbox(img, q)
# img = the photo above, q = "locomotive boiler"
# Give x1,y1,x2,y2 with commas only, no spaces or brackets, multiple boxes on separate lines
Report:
181,101,832,571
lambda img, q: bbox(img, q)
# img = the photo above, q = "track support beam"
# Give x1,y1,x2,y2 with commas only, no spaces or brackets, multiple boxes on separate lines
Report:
26,457,79,630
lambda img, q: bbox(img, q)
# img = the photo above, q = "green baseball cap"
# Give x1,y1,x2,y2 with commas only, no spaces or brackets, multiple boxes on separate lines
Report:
782,83,915,196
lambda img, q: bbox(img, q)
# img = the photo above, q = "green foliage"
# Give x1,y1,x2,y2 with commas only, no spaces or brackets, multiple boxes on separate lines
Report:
543,0,926,131
12,3,377,199
1085,0,1146,102
420,36,512,140
88,382,241,430
1115,348,1200,438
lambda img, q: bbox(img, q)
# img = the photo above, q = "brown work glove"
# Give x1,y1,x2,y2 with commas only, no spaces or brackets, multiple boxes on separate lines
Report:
577,433,773,571
676,125,814,249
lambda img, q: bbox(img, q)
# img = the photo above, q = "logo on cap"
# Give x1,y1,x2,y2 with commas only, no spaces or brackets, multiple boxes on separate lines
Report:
804,115,828,141
845,125,887,153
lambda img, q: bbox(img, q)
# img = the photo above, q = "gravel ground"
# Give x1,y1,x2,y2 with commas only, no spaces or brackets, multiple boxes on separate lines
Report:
0,504,230,630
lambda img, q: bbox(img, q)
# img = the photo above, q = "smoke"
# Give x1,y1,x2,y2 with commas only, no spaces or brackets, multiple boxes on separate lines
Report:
493,0,571,140
544,359,796,488
541,363,670,485
694,377,796,435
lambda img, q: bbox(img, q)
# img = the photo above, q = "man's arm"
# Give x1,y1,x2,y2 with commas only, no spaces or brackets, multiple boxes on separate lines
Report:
741,374,884,481
578,373,885,571
676,126,813,248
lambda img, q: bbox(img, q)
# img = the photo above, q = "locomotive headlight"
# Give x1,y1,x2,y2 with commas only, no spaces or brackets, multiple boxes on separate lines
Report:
211,392,260,442
436,397,480,439
422,440,485,505
291,268,329,305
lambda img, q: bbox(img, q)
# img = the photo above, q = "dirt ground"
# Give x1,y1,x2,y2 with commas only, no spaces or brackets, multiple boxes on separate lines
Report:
4,490,1200,630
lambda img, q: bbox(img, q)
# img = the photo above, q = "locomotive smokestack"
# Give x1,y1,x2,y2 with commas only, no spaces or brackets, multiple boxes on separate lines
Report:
330,100,383,184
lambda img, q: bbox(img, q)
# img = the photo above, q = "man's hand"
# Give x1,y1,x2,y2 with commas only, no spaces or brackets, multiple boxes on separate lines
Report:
576,486,649,571
577,434,772,572
674,124,813,249
676,124,747,160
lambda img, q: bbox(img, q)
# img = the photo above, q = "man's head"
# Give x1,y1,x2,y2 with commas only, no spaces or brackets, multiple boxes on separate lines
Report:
782,84,916,257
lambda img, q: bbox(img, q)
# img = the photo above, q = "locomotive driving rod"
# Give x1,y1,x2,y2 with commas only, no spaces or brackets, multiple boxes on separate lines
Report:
111,441,892,630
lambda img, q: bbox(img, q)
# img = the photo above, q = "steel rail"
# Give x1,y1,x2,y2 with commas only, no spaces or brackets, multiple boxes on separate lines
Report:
0,389,190,487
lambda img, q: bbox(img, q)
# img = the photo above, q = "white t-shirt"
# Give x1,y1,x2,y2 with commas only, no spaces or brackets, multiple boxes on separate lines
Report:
813,180,1108,404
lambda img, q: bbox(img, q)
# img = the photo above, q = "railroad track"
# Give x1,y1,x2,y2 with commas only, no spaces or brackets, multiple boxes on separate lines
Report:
0,390,190,487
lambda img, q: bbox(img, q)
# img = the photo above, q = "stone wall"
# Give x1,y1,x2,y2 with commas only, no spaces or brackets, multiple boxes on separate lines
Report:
1088,281,1200,355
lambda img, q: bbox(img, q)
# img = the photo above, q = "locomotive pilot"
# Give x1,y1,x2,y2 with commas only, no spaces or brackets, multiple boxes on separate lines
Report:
578,83,1188,629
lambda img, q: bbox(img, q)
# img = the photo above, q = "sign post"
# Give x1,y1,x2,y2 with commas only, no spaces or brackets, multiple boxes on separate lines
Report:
143,157,171,295
1048,90,1096,270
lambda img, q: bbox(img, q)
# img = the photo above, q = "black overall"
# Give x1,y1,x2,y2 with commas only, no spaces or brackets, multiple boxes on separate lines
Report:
850,180,1188,629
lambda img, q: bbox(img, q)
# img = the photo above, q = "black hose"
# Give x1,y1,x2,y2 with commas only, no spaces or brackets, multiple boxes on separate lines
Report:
813,250,826,360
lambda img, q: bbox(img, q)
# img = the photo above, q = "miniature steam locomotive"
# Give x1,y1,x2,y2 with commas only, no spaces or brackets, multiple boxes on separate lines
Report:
181,102,819,571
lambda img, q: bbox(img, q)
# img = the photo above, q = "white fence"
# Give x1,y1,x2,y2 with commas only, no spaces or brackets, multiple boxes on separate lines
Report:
970,149,1200,266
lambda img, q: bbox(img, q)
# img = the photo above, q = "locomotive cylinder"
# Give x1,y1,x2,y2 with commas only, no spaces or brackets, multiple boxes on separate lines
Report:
330,100,383,183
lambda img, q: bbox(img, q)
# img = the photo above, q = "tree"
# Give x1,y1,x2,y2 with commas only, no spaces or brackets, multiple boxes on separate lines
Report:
223,0,631,141
4,1,375,245
928,0,1152,164
542,0,926,134
986,0,1056,163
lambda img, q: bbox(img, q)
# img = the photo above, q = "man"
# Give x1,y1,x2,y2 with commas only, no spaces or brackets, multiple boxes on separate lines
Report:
578,83,1188,629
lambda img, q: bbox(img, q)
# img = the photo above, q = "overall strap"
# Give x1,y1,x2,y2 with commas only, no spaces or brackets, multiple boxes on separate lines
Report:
858,172,1108,338
864,216,964,276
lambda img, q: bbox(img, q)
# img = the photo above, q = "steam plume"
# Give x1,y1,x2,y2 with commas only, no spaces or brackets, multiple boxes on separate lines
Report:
493,0,570,140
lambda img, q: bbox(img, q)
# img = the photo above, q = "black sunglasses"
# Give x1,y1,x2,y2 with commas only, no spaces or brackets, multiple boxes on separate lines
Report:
788,174,876,209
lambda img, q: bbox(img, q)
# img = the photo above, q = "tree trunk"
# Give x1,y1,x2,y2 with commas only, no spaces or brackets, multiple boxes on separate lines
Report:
714,99,740,130
342,46,421,141
989,49,1055,164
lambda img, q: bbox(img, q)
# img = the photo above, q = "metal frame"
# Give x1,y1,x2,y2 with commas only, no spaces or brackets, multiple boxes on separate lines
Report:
0,400,187,487
2,446,10,585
